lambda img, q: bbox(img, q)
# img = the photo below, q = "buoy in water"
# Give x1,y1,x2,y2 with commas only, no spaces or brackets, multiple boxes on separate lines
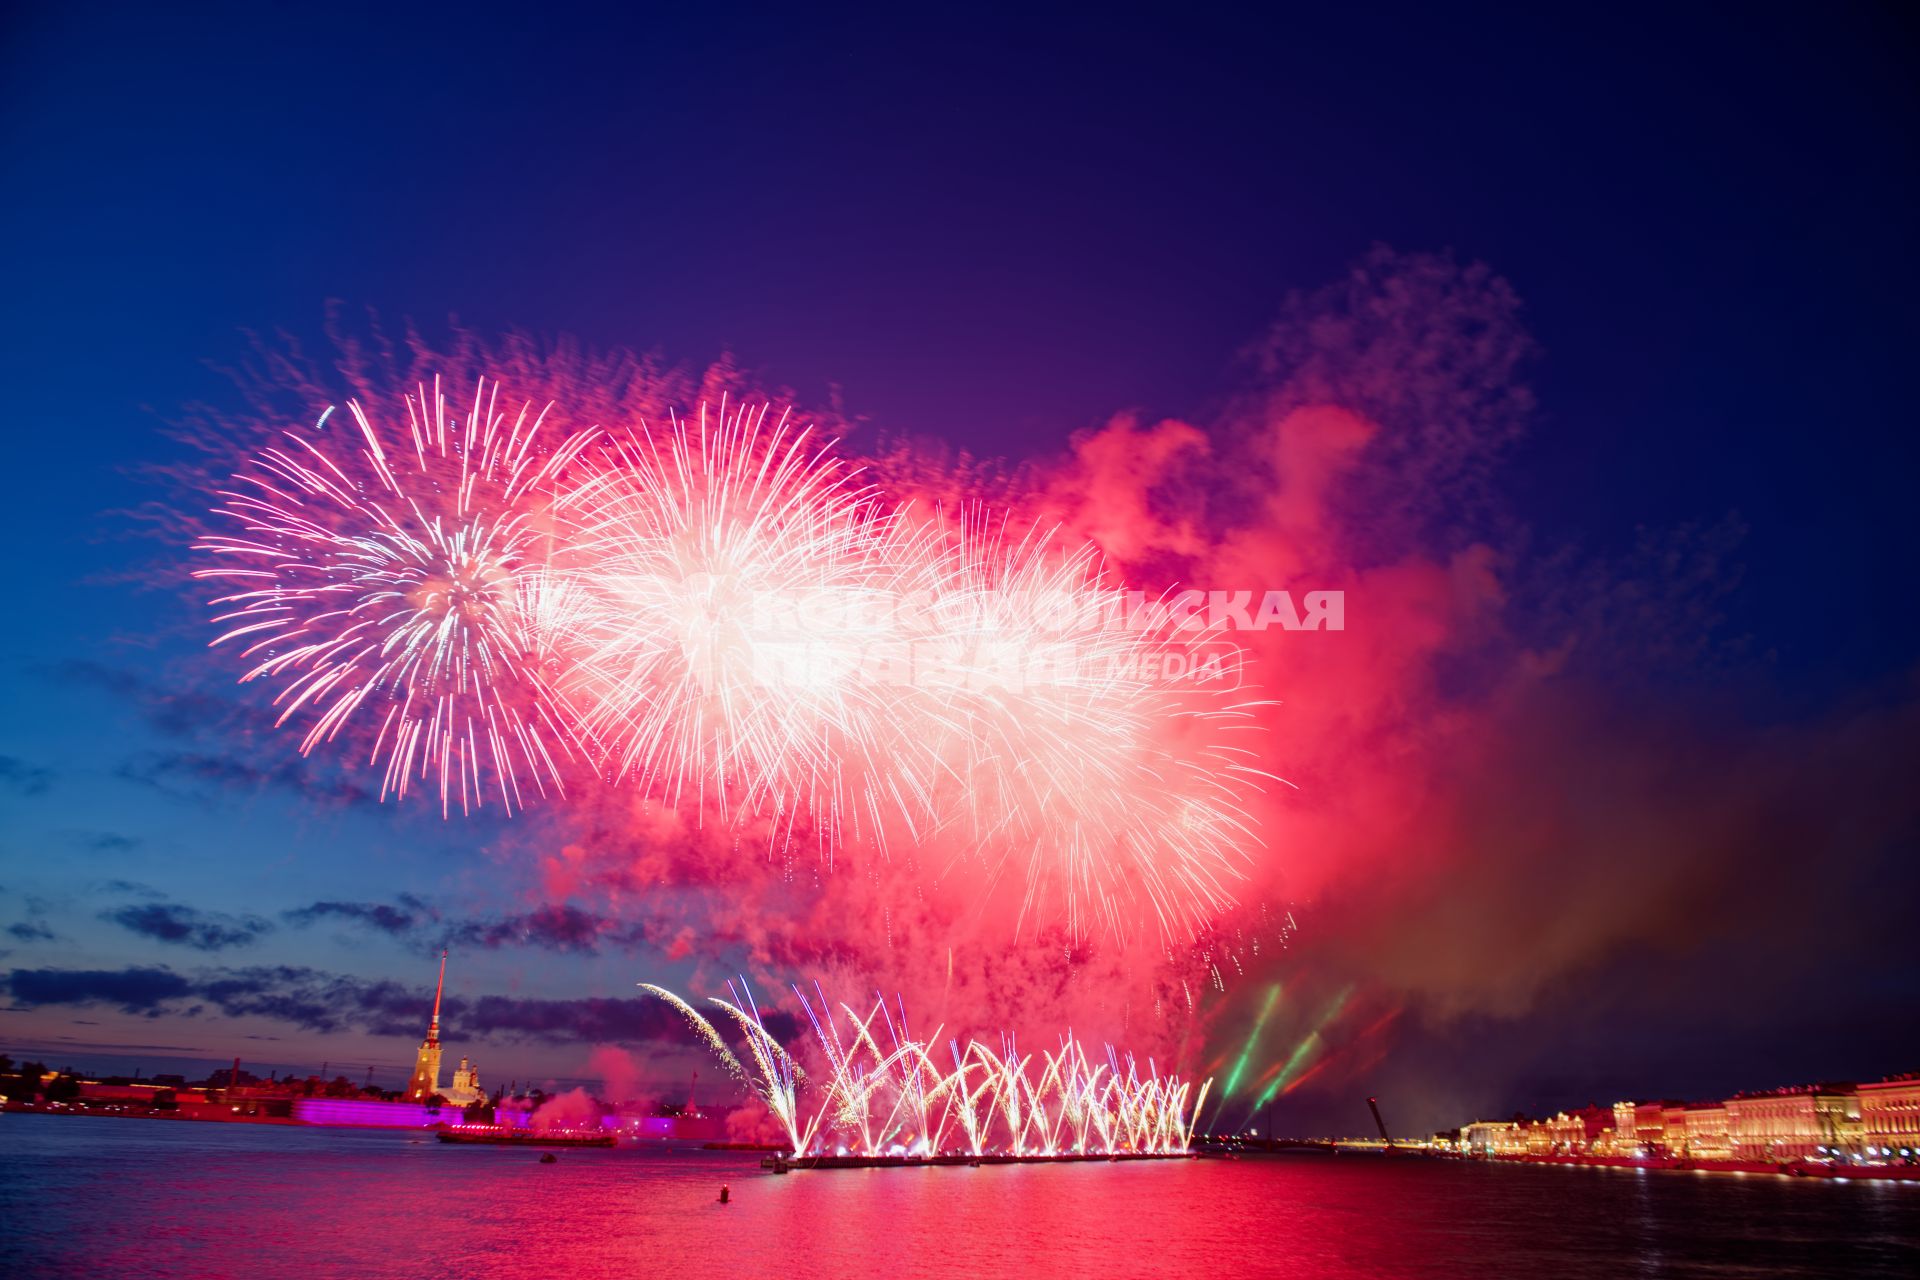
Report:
719,1184,731,1204
539,1153,558,1164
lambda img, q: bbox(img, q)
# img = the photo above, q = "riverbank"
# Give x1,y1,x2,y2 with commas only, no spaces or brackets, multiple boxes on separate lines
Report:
3,1100,305,1125
1482,1151,1920,1182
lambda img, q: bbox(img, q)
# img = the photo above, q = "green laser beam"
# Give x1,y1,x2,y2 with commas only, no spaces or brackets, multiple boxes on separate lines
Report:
1220,983,1281,1099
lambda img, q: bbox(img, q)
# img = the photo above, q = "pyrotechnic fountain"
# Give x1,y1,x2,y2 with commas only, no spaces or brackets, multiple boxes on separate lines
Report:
642,981,1211,1164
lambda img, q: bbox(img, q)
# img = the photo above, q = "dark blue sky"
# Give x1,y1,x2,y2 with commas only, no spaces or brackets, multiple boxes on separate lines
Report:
1,3,1914,1118
5,4,1914,684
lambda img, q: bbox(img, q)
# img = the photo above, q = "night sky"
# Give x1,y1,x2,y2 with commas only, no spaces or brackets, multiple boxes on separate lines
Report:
2,2,1915,1132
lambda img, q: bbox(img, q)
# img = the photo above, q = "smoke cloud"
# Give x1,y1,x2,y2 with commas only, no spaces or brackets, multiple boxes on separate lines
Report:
99,248,1916,1132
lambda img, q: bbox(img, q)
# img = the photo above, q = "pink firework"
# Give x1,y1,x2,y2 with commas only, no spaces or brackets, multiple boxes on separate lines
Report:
194,377,593,815
545,404,1268,931
193,377,1269,938
545,399,924,845
899,519,1270,936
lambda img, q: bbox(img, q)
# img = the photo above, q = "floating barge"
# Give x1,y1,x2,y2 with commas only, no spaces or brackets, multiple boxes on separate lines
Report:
761,1151,1197,1171
436,1124,615,1148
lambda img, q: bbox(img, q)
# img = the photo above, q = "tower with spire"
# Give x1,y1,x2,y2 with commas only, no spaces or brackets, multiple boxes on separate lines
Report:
402,950,448,1103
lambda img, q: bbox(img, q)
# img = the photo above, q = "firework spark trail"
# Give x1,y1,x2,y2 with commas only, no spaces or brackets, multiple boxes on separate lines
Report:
193,377,592,815
896,518,1273,936
636,984,748,1081
546,399,941,849
645,981,1209,1159
198,385,1271,937
705,979,819,1155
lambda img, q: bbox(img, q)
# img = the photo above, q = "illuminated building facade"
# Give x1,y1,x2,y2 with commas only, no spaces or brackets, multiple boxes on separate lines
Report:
1538,1106,1613,1153
1632,1101,1667,1150
1723,1086,1861,1162
1661,1103,1688,1147
1611,1102,1636,1152
1463,1120,1525,1156
1680,1103,1731,1159
402,951,449,1103
1857,1072,1920,1158
1607,1100,1688,1155
1466,1074,1914,1165
441,1057,483,1108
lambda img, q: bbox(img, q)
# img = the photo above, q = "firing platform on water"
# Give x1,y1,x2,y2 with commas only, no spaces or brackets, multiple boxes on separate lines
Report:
762,1151,1198,1171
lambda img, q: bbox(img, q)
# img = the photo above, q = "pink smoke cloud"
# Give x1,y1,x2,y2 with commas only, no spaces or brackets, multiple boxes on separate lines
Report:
145,249,1919,1122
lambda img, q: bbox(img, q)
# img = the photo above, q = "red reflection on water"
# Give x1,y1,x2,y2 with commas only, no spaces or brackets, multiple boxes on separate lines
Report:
6,1117,1919,1279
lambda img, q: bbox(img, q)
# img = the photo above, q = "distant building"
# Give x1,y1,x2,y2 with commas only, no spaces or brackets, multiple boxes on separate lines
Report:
402,951,450,1103
1607,1100,1702,1157
1661,1103,1689,1149
1537,1106,1612,1154
1857,1072,1920,1158
76,1081,177,1107
1611,1101,1636,1153
1464,1073,1916,1166
1633,1101,1673,1152
1464,1120,1525,1155
1680,1102,1731,1159
1724,1085,1861,1162
441,1057,483,1108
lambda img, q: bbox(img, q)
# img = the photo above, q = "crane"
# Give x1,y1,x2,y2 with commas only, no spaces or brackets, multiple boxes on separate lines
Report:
1367,1096,1392,1148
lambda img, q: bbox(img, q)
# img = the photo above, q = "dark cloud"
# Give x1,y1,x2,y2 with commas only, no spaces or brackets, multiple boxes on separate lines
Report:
101,903,273,952
98,879,164,898
283,897,647,955
116,750,377,807
6,967,193,1012
0,963,779,1045
53,659,280,740
444,904,645,955
283,895,433,936
81,832,141,854
455,991,721,1043
0,755,53,796
7,896,59,945
54,660,383,808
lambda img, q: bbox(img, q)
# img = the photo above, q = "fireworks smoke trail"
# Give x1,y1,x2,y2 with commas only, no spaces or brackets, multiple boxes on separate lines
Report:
193,377,592,815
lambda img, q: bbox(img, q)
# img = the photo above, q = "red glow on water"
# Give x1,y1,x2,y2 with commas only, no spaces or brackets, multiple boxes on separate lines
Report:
14,1119,1918,1280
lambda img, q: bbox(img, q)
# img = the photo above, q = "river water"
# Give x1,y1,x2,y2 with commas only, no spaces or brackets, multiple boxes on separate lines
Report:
4,1115,1916,1277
